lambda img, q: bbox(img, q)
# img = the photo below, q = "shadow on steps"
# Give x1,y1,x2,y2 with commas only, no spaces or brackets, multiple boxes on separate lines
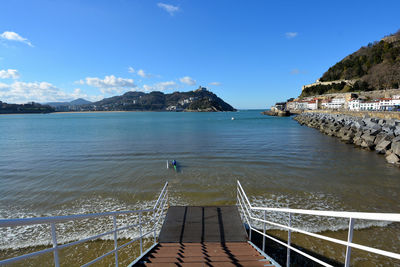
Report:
247,226,343,267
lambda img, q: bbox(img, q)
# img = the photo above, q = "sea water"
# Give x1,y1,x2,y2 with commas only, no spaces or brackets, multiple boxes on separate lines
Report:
0,111,399,265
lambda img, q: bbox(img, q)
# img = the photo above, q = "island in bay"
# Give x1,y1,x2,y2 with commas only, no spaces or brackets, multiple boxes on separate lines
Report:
0,86,236,114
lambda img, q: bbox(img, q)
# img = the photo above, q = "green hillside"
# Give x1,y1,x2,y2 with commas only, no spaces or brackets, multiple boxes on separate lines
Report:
301,30,400,97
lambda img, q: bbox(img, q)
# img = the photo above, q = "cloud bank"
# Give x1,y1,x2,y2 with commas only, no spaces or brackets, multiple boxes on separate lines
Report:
83,75,137,94
0,81,94,104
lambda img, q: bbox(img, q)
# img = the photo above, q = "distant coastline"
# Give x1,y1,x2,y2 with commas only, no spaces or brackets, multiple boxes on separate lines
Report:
0,110,238,115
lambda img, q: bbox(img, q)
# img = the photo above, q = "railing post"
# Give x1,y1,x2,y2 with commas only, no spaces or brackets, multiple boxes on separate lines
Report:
50,223,60,267
113,216,118,267
166,187,169,208
287,213,292,267
345,218,354,267
139,212,143,255
236,182,239,207
249,225,252,241
262,210,266,252
153,208,157,245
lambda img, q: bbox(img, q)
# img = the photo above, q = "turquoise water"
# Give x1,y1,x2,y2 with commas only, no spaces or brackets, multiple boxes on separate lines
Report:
0,110,399,250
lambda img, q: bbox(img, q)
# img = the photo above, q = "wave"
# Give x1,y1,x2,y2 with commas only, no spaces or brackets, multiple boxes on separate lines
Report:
0,192,392,250
0,195,187,250
247,194,391,233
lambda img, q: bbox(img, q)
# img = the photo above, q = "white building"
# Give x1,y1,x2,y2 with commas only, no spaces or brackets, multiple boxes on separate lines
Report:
322,98,346,109
348,99,361,111
379,98,400,110
286,101,297,110
307,100,318,110
359,101,380,111
296,101,309,110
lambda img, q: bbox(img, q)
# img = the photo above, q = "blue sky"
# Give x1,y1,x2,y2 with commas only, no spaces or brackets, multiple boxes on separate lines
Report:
0,0,399,108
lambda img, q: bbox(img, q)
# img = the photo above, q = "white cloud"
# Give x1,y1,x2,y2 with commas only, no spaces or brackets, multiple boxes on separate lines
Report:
0,31,33,47
83,75,137,94
137,69,150,78
0,81,91,104
290,69,307,75
285,32,298,39
128,66,135,73
209,82,221,86
179,76,196,86
157,3,179,16
143,81,178,92
0,69,20,79
74,79,85,85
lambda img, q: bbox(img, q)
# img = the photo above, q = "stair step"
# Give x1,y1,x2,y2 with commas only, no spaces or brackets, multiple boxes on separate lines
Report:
144,261,272,267
147,256,268,263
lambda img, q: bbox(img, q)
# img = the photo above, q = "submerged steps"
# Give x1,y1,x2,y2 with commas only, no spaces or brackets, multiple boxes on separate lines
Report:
140,242,272,266
134,206,275,267
158,206,248,243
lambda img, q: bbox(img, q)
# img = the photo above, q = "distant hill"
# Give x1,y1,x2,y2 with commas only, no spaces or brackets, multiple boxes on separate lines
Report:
70,98,92,105
302,30,400,97
46,98,92,111
86,87,236,112
47,98,92,107
0,101,55,114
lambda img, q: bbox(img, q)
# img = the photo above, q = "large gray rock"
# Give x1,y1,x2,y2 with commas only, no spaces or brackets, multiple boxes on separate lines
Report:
374,132,394,145
361,140,375,150
393,136,400,142
376,140,391,154
394,126,400,136
361,134,376,143
392,141,400,156
382,124,395,133
386,153,400,165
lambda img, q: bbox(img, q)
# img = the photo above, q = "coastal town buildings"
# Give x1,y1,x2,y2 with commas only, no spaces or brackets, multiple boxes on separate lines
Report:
321,98,346,110
274,95,400,112
307,99,318,110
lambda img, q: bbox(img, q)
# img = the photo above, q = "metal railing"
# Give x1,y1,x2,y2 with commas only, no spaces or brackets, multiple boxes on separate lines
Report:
236,180,400,267
0,181,169,267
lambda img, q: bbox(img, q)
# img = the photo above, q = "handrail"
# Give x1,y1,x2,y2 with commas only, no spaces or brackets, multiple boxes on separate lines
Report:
0,181,169,267
236,180,400,267
238,181,400,222
251,207,400,222
154,181,169,209
0,208,154,227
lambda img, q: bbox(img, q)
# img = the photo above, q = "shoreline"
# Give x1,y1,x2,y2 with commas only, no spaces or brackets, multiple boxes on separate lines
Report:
294,112,400,167
0,110,238,115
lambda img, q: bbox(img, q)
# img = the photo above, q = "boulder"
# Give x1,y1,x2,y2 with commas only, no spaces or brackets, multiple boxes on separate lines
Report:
392,141,400,156
382,124,395,133
386,153,400,165
375,140,391,154
374,132,394,145
394,126,400,136
369,128,381,136
361,134,376,144
361,140,375,150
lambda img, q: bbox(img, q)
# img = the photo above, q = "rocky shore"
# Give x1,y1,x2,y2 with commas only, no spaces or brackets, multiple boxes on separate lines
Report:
262,110,291,117
294,112,400,167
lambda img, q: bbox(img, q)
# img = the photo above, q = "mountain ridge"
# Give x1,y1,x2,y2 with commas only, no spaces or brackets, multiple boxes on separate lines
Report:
87,87,236,112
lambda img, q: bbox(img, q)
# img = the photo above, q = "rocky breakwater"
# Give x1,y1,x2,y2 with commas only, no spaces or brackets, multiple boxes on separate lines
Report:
294,113,400,167
262,110,291,117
